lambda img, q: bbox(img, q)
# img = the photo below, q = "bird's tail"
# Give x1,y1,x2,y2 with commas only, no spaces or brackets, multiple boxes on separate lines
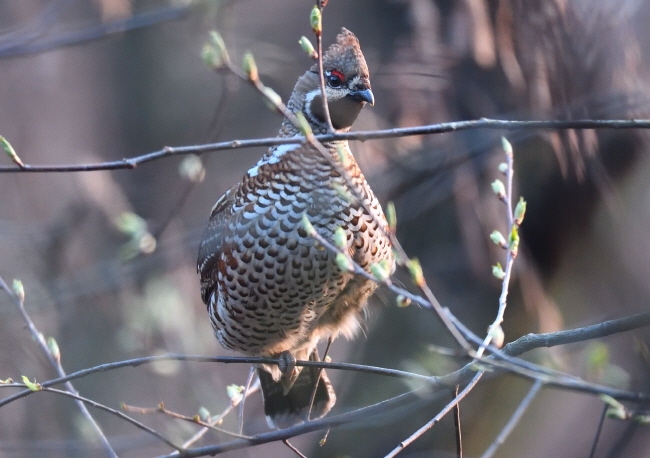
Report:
258,352,336,429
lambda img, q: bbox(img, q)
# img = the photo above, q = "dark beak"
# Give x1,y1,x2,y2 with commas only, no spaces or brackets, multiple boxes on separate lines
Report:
348,88,375,106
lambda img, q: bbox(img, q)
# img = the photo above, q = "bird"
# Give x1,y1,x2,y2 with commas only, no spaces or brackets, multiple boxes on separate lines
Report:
197,28,395,429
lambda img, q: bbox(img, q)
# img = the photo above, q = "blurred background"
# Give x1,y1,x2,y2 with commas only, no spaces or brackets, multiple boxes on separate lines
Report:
2,0,650,456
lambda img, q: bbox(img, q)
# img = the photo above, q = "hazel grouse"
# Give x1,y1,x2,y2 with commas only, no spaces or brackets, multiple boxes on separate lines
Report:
198,28,394,428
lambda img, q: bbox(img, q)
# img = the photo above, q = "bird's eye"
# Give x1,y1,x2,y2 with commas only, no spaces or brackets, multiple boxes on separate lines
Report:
326,70,344,88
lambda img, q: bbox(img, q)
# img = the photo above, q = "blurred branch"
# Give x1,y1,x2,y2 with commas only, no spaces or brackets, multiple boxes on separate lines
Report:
0,5,189,58
122,402,250,439
312,2,335,132
2,118,650,173
0,275,118,458
480,379,543,458
385,372,484,458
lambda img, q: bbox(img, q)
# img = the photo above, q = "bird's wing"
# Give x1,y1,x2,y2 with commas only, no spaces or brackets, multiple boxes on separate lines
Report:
197,184,237,305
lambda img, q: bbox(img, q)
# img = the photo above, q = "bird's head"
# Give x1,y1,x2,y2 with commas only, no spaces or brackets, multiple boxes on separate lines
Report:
291,28,373,133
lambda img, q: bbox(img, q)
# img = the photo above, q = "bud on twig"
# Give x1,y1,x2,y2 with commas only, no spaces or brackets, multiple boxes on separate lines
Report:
335,144,349,166
261,86,283,112
489,230,507,249
514,197,527,226
226,384,244,405
634,414,650,424
12,279,24,304
331,182,353,202
295,112,313,136
498,162,508,174
179,155,205,183
310,6,322,35
491,179,506,200
509,226,520,257
386,201,397,232
197,406,211,422
492,263,505,280
242,52,258,81
501,136,513,156
489,325,505,348
336,252,354,272
299,36,318,59
370,262,390,282
1,136,24,168
47,337,60,363
333,227,347,251
407,258,425,287
202,31,229,69
600,394,627,420
21,375,41,392
301,214,316,236
396,294,411,308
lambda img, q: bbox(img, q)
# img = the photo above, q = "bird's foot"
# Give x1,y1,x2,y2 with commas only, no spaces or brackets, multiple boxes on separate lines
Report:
277,351,296,376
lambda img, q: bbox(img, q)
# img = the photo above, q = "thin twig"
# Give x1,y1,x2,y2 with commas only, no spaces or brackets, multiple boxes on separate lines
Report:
38,387,183,452
589,404,609,458
477,141,517,358
453,385,462,458
167,384,260,457
0,6,189,58
3,119,650,173
283,439,308,458
239,366,256,434
384,373,484,458
0,275,118,458
480,379,543,458
314,0,334,132
122,401,251,439
307,336,333,421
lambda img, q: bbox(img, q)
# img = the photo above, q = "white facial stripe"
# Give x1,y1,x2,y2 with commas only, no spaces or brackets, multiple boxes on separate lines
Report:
303,88,322,125
348,75,362,89
247,142,299,177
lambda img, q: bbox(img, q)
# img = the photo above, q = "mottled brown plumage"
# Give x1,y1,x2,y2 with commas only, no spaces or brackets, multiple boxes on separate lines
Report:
198,28,394,428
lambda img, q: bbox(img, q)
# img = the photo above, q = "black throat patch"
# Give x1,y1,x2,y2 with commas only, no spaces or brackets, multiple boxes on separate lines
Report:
310,95,364,130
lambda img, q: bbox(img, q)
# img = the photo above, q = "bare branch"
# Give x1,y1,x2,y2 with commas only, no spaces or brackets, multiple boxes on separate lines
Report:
385,373,484,458
2,118,649,173
0,6,189,58
122,402,251,439
171,384,260,455
312,2,335,132
480,379,543,458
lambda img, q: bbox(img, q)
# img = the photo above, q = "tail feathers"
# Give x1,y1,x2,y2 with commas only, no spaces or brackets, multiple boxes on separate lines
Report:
258,365,336,429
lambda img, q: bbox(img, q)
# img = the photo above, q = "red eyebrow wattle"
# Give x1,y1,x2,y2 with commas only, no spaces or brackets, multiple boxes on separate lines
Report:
329,70,345,81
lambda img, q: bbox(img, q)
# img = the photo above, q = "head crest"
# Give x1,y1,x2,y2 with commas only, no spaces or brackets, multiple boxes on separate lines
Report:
312,28,369,79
